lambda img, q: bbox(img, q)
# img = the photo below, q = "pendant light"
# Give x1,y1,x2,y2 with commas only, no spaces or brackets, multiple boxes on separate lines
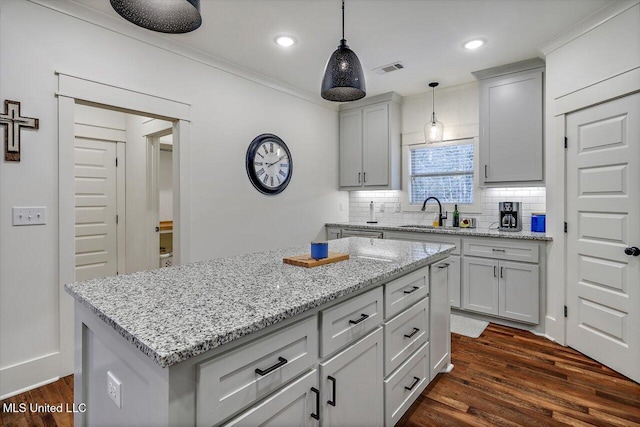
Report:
110,0,202,34
321,0,366,102
424,82,444,143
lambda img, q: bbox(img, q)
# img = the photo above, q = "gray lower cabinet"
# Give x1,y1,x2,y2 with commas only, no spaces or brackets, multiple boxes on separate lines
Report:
462,256,539,323
429,259,451,379
222,369,319,427
320,328,384,427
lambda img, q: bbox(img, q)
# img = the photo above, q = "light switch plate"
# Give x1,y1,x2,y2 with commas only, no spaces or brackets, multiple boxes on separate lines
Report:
12,207,46,226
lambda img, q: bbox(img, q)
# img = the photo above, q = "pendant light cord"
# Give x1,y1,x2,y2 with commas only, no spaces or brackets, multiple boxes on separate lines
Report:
342,0,345,40
432,86,436,124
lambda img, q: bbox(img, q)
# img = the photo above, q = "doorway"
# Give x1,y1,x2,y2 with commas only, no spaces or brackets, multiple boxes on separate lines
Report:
565,92,640,383
57,72,191,375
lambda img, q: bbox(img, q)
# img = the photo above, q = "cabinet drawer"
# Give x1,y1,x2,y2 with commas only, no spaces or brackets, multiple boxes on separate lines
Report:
384,342,430,427
384,268,429,319
320,287,383,358
463,238,539,263
197,316,318,427
222,369,319,427
384,297,429,376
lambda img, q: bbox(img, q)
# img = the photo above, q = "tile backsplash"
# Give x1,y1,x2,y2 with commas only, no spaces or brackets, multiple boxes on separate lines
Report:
349,187,546,231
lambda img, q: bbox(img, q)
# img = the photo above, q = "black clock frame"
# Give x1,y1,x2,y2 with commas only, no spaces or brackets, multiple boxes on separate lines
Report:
245,133,293,195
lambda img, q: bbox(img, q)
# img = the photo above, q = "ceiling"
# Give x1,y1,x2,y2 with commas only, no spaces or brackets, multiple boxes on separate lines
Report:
73,0,613,99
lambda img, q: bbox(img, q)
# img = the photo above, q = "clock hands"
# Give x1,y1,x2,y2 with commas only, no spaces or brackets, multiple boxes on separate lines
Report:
265,155,288,167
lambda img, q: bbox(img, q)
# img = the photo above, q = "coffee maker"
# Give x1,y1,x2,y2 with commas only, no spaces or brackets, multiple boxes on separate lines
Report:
499,202,522,231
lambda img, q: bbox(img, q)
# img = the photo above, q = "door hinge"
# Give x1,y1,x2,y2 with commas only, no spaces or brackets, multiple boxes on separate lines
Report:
564,222,567,233
116,215,119,225
564,137,567,149
564,305,568,317
116,157,118,167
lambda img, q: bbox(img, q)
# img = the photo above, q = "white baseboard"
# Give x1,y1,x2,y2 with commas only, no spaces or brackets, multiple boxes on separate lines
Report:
0,352,60,399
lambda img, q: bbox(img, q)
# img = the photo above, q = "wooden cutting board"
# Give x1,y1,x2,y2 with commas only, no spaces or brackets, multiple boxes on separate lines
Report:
283,252,350,268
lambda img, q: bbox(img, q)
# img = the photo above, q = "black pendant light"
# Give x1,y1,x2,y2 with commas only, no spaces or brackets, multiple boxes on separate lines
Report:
110,0,202,34
321,0,366,102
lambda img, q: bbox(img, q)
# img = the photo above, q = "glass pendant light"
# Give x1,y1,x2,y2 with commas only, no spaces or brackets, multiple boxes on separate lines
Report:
321,0,366,102
424,82,444,143
110,0,202,34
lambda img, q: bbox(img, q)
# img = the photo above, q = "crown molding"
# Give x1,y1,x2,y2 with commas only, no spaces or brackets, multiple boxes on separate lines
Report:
27,0,339,111
538,0,640,56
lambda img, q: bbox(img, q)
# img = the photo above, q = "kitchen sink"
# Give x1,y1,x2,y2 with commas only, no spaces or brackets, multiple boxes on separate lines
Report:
399,224,458,230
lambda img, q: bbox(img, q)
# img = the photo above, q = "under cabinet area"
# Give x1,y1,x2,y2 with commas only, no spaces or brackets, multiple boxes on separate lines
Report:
473,59,544,186
339,92,402,190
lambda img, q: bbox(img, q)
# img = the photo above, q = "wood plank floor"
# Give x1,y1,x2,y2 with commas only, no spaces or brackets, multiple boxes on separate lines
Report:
1,324,639,426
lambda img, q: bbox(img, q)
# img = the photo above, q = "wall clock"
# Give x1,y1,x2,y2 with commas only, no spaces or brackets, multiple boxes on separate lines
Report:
245,133,293,195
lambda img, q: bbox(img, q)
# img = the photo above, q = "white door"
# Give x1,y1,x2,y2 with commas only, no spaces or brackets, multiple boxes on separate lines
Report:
362,103,389,187
566,92,640,383
74,137,122,281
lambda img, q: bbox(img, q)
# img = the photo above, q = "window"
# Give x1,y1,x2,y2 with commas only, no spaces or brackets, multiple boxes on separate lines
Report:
407,139,476,206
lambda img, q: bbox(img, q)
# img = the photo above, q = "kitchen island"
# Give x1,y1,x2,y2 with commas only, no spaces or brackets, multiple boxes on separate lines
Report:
66,237,455,426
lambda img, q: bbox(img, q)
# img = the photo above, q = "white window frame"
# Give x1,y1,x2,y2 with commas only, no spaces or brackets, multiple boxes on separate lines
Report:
402,136,482,214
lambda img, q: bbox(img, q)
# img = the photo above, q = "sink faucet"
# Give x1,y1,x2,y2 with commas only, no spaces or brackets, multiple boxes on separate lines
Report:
421,196,448,227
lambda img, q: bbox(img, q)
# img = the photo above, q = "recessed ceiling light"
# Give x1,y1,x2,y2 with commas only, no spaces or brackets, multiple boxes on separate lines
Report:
274,36,297,48
464,39,485,50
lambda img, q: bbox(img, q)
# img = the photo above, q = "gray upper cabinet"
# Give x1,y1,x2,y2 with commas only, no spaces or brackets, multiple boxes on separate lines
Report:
339,92,402,190
474,59,544,186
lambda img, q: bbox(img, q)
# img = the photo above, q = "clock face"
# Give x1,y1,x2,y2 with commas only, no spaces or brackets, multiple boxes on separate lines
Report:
245,134,293,195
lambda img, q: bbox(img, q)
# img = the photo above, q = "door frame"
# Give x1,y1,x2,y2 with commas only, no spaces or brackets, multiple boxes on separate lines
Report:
57,72,191,375
557,68,640,346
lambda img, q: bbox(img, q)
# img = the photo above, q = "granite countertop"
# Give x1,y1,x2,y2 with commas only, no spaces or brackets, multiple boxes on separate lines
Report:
65,237,454,368
326,222,552,241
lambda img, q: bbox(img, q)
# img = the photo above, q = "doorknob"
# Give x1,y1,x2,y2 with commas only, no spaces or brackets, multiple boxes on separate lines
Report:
624,246,640,256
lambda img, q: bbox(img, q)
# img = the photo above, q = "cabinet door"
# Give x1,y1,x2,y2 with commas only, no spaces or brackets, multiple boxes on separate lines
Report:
462,257,499,316
339,109,363,188
480,69,543,184
430,260,451,379
223,369,319,427
499,260,539,323
446,256,461,308
362,103,389,187
320,328,383,427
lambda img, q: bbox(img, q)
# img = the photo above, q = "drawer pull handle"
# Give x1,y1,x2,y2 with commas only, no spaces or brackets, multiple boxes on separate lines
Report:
255,357,288,376
404,327,420,339
349,313,369,325
405,376,421,391
327,376,337,406
438,263,449,269
492,248,506,252
310,387,320,420
500,266,504,278
403,286,420,294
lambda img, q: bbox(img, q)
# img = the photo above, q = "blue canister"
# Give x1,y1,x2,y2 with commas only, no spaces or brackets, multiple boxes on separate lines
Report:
531,213,546,233
311,241,329,260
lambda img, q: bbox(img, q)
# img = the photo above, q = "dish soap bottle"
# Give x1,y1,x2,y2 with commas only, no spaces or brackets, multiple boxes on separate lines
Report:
432,212,439,227
453,204,460,227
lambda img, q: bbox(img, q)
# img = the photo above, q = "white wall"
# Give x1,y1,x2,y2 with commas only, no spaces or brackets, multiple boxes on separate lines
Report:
541,1,640,344
0,0,347,397
349,82,547,230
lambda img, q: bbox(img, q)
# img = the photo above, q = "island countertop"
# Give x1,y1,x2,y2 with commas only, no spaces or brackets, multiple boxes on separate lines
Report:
65,237,454,368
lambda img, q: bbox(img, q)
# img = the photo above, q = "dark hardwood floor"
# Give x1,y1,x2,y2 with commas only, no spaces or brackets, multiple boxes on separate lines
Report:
2,324,639,426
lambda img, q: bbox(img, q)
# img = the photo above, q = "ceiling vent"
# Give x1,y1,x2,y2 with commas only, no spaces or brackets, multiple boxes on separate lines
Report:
373,62,405,75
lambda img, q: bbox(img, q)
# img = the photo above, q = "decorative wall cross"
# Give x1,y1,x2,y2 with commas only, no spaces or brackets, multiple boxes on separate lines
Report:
0,100,39,162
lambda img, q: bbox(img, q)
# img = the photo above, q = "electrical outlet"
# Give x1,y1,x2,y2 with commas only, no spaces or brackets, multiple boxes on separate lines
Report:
395,203,401,213
379,204,385,213
339,202,344,212
107,371,122,408
12,207,46,226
